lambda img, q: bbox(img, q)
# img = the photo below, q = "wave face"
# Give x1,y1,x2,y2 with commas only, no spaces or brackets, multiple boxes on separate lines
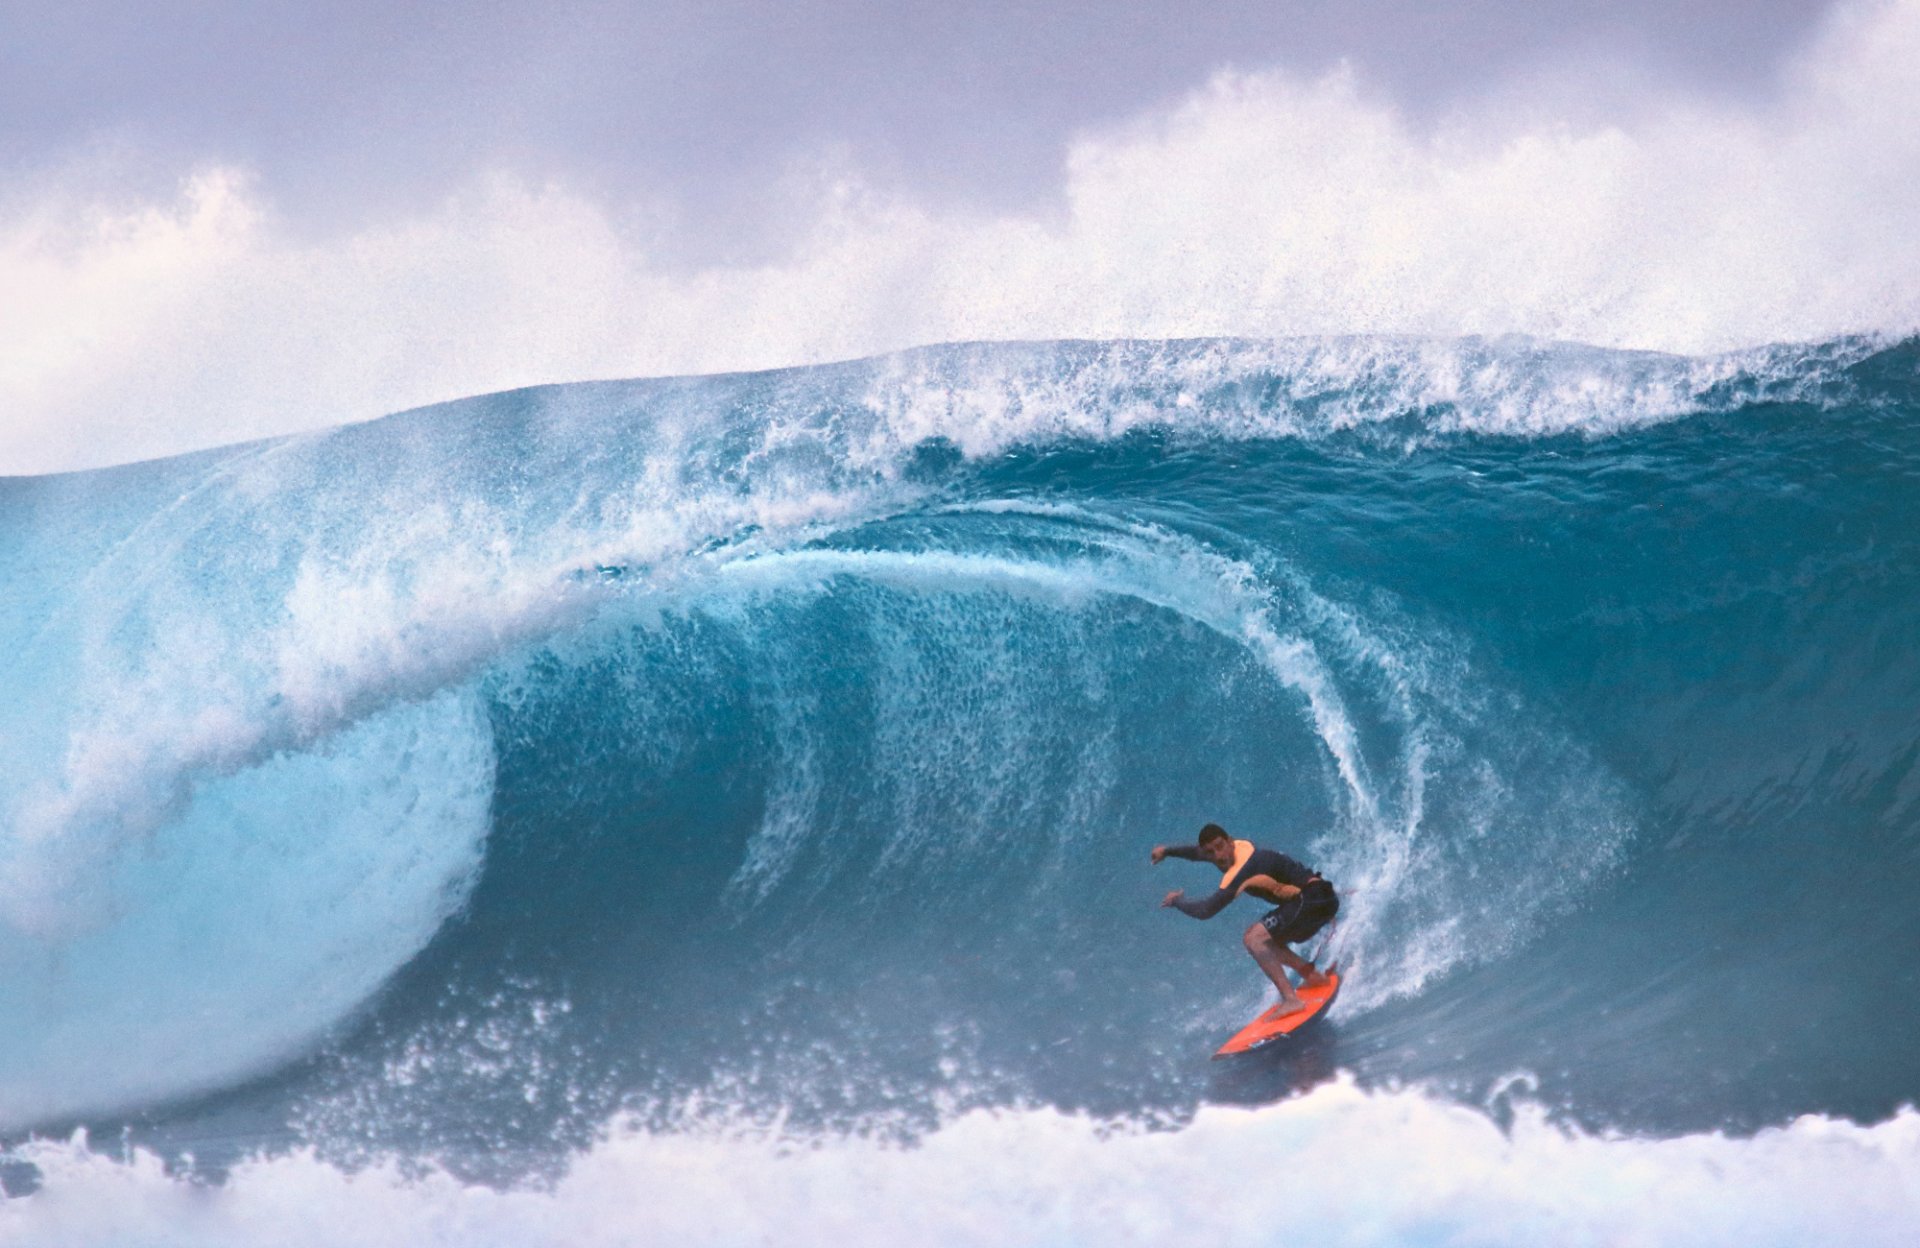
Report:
3,335,1919,1240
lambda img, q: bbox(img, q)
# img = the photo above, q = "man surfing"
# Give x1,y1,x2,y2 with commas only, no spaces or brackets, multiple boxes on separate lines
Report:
1152,822,1340,1017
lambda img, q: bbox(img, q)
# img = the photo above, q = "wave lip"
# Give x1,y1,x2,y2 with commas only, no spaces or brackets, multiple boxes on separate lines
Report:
858,333,1894,455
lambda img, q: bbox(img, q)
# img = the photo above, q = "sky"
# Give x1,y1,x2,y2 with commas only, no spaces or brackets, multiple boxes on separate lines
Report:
3,0,1917,473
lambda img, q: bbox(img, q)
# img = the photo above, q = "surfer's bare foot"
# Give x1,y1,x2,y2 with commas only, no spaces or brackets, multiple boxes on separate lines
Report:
1300,970,1333,990
1274,995,1310,1017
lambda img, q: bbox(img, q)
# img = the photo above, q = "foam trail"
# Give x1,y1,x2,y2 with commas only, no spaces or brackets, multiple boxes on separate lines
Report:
5,1081,1916,1247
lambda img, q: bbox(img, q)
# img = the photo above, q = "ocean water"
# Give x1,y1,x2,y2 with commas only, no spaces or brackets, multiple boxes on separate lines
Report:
2,334,1918,1245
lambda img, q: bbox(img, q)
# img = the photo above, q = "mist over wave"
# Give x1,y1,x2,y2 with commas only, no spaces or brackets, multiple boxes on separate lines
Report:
6,0,1920,473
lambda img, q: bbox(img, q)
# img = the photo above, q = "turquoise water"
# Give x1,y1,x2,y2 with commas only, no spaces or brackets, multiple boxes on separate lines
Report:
2,335,1917,1241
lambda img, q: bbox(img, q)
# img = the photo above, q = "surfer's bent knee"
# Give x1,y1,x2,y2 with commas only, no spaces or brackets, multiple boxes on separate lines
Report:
1242,922,1271,952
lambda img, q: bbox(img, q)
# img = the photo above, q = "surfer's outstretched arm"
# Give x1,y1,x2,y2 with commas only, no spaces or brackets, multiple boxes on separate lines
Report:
1151,843,1208,863
1164,887,1235,919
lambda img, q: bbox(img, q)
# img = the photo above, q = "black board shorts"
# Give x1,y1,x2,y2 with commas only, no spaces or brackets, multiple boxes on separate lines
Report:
1259,880,1339,945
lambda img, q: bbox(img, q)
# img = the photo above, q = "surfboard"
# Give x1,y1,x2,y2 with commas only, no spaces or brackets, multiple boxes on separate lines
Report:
1211,968,1341,1058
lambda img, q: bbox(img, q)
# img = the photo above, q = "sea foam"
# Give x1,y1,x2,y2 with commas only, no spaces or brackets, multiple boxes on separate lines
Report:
5,1078,1915,1248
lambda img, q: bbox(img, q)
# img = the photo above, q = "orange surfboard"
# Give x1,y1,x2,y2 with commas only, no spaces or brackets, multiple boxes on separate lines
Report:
1212,968,1342,1058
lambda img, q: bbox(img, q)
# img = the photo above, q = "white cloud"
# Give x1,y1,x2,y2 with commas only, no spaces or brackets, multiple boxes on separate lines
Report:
3,0,1918,475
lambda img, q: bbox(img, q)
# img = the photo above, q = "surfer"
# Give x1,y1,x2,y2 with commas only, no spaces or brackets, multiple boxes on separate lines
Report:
1152,823,1340,1017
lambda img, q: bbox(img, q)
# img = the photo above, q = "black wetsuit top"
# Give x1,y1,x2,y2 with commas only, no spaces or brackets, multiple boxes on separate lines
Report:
1164,843,1322,920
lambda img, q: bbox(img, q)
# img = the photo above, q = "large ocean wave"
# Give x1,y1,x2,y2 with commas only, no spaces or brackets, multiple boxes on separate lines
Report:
3,333,1918,1241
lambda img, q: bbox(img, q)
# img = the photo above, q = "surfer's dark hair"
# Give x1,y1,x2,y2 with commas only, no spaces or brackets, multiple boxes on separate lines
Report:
1198,823,1230,845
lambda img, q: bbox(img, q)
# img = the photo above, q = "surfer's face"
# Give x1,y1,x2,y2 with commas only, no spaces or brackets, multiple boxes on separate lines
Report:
1200,838,1234,868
